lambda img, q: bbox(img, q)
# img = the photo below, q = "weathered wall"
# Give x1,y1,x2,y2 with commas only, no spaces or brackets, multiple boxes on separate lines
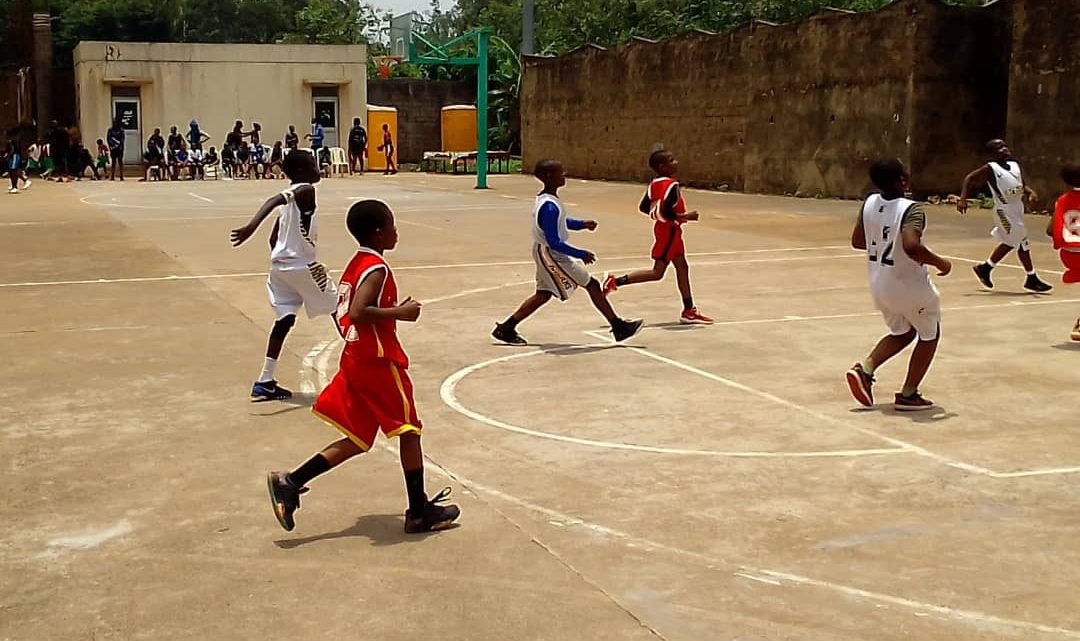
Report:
367,78,475,163
74,42,367,154
522,0,1012,199
1006,0,1080,203
910,0,1011,197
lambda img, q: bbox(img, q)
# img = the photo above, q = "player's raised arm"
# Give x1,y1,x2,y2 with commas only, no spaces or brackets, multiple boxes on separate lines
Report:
957,165,991,214
231,193,287,246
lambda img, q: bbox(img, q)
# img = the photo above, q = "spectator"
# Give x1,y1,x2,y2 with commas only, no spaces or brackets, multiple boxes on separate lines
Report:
190,146,205,180
284,125,299,150
48,120,69,182
248,122,262,147
171,145,193,180
226,121,244,150
306,117,324,154
4,140,32,193
142,129,166,181
236,140,252,178
317,145,331,177
348,117,367,175
222,144,237,178
94,138,109,180
187,120,210,151
269,141,284,178
251,140,268,179
167,125,184,162
26,141,45,176
107,118,125,181
379,123,397,175
67,122,84,181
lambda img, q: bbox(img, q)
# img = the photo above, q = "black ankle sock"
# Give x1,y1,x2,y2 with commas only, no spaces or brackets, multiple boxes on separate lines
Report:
287,453,331,488
404,467,427,514
501,317,519,330
682,297,694,310
615,275,630,287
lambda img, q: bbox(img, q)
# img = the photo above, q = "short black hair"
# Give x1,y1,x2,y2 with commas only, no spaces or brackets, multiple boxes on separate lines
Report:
986,138,1006,151
649,149,674,171
534,158,562,182
1063,164,1080,188
869,158,907,191
347,200,393,244
282,149,314,179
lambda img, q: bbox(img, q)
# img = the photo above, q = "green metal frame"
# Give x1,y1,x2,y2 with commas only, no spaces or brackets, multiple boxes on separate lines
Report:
409,28,491,189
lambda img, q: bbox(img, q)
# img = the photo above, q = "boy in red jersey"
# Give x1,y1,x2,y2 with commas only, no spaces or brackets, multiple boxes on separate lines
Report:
1046,165,1080,341
266,200,460,534
603,149,713,324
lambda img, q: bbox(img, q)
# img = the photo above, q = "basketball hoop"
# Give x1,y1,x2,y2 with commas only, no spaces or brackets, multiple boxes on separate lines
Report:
373,55,402,78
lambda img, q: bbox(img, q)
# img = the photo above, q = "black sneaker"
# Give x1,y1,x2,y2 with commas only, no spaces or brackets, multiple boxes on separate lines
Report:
1024,274,1053,293
404,487,461,533
611,318,645,343
251,380,293,402
267,471,308,532
492,323,527,346
973,263,994,289
894,391,934,412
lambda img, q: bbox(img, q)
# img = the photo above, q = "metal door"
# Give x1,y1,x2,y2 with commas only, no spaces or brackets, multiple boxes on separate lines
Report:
313,97,339,148
111,97,141,164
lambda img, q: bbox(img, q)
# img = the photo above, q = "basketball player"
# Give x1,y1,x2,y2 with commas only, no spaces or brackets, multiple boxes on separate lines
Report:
230,150,337,401
1047,165,1080,341
846,159,952,411
492,159,643,345
958,139,1053,293
602,149,713,324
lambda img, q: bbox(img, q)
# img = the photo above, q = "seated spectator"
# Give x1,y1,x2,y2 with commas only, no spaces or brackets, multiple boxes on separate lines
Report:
284,125,299,150
317,145,332,177
269,141,284,178
167,125,184,163
189,147,205,180
251,142,268,179
221,145,237,178
26,142,44,175
171,146,192,180
236,140,252,178
142,135,166,181
95,139,109,179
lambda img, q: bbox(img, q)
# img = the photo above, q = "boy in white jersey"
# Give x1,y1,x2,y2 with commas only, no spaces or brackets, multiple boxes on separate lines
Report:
230,150,338,401
958,139,1053,293
492,159,643,345
846,159,952,411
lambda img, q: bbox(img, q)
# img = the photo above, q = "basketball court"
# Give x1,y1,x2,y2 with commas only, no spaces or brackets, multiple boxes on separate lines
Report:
3,172,1079,640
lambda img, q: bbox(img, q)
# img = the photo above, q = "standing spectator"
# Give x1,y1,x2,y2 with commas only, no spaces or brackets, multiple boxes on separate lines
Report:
187,120,210,151
306,117,324,154
4,140,32,193
107,118,125,181
94,138,109,180
284,125,299,151
26,141,44,176
379,123,397,175
347,117,367,175
248,122,262,147
227,121,245,150
49,121,70,182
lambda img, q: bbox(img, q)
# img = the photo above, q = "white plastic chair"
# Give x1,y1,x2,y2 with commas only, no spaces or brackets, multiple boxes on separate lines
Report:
204,157,220,180
328,147,349,176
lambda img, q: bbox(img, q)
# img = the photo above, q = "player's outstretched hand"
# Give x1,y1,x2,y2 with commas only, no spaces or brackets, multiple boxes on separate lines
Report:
583,251,597,265
956,198,969,215
685,210,700,221
398,297,422,322
584,220,599,231
230,224,256,247
936,258,952,277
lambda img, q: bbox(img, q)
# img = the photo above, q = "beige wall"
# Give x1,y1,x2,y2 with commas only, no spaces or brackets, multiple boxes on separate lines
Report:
74,41,367,157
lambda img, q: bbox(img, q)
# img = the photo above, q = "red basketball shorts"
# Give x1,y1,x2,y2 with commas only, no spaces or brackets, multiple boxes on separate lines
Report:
312,359,422,451
1060,249,1080,284
651,221,685,262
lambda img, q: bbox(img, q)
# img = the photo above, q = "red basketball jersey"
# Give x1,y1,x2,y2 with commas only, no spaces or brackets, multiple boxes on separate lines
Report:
334,247,409,368
1053,190,1080,250
645,177,686,224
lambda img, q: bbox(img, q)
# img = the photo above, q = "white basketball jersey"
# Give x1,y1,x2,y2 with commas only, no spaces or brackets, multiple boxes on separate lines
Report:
862,194,930,293
988,161,1025,219
532,193,567,248
270,183,317,268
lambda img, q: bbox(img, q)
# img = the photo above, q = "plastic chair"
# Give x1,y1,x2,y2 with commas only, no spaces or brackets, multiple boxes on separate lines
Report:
328,147,349,176
203,158,220,180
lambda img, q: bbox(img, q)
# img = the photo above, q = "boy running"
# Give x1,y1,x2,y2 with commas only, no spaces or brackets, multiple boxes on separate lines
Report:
4,141,31,194
492,159,644,345
958,139,1053,293
602,149,713,324
1047,165,1080,341
266,199,461,534
230,150,338,401
846,159,952,411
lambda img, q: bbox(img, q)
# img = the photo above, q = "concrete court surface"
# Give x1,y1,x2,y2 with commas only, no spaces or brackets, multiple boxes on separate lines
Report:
2,171,1079,641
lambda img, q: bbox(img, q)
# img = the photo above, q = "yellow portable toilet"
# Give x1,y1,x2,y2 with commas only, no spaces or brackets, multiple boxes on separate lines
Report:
441,105,478,152
367,104,399,172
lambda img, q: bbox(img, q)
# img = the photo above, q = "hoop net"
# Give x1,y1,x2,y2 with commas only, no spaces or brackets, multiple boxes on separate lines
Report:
373,55,402,78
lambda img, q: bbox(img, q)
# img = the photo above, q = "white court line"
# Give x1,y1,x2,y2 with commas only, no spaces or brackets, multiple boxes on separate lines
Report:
0,245,851,288
424,280,534,305
582,330,993,476
440,345,910,459
990,465,1080,479
187,192,214,203
299,339,334,395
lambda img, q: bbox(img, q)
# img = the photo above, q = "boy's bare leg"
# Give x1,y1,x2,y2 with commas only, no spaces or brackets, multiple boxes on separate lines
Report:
901,337,938,395
864,329,917,373
989,243,1013,264
320,437,365,466
509,291,554,324
399,432,423,472
585,278,619,323
672,255,696,310
1017,248,1035,272
620,259,669,285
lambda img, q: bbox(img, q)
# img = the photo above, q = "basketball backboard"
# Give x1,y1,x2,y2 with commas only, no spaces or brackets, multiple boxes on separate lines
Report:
389,12,415,62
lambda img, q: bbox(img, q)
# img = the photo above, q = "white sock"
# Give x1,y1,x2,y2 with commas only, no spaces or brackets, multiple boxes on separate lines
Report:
258,357,277,383
986,259,997,268
1026,269,1036,276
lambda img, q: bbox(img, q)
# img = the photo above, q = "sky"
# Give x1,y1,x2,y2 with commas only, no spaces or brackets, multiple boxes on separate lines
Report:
372,0,444,17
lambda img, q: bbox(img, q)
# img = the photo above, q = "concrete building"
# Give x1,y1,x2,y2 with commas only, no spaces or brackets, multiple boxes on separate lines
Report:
74,42,367,163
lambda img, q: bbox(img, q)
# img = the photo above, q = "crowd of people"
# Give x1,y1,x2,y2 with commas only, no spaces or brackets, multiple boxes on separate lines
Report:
1,116,396,193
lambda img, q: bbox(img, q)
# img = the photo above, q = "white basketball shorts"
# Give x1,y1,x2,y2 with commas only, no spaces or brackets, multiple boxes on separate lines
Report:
533,243,592,301
872,282,941,342
267,262,338,320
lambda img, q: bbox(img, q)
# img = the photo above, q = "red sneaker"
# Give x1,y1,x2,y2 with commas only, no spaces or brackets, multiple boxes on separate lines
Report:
845,363,875,407
602,273,618,296
680,307,714,325
1071,319,1080,342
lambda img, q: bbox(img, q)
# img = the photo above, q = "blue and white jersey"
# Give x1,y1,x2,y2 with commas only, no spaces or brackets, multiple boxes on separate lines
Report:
532,193,589,261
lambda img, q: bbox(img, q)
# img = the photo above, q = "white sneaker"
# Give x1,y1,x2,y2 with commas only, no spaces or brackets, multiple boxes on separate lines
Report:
21,180,31,190
7,188,18,194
